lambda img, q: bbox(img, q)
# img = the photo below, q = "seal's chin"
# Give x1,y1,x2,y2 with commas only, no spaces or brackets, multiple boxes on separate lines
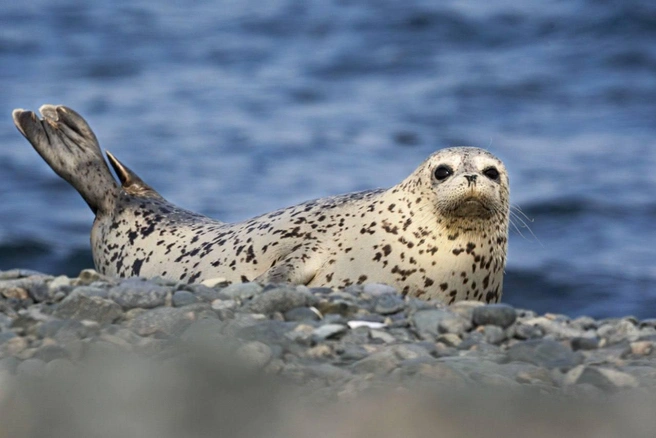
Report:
451,198,493,218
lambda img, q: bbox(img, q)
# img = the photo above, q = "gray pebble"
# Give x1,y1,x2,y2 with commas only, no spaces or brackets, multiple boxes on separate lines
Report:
373,293,405,315
53,291,123,324
482,325,506,345
33,344,70,362
571,337,600,351
413,309,471,338
0,332,17,344
218,282,263,300
363,283,398,297
128,307,191,337
248,285,318,314
351,347,400,374
312,324,348,341
472,304,517,328
108,280,169,309
48,275,72,293
236,341,273,369
183,284,221,302
172,290,198,307
16,358,46,376
511,323,544,340
284,307,321,322
73,286,109,298
507,339,583,369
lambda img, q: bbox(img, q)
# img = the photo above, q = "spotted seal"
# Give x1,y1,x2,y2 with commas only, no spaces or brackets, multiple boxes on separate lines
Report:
13,105,509,303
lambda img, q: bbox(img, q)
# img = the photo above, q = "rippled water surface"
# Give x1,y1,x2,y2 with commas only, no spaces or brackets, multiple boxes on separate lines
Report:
2,0,656,317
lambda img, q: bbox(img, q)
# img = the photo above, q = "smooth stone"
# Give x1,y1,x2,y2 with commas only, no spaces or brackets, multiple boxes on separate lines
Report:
338,344,369,361
312,324,348,341
571,337,600,351
370,329,396,344
413,309,471,337
437,333,462,348
172,290,198,307
373,293,405,315
236,341,273,369
598,320,641,344
630,341,653,356
71,286,108,298
573,366,639,391
37,319,95,342
0,356,20,373
248,285,318,314
218,282,263,300
53,291,123,324
200,277,229,288
211,299,238,311
351,347,400,374
16,358,46,376
0,336,28,356
511,323,544,340
481,325,506,345
363,283,398,297
472,304,517,329
449,301,485,320
76,269,110,285
108,280,169,309
183,284,221,302
284,307,321,322
0,332,17,344
32,344,70,362
127,307,192,337
507,339,582,369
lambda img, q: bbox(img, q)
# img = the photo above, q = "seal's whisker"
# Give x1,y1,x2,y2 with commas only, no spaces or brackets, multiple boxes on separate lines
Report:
509,206,542,246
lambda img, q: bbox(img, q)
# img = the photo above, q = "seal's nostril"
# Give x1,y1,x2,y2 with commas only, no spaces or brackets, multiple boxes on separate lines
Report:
464,174,478,186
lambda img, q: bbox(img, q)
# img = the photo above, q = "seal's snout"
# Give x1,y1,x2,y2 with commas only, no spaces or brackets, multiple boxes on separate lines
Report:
464,174,478,187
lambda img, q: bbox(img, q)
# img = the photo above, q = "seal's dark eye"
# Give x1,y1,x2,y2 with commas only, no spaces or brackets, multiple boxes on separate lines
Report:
434,165,453,181
483,167,500,181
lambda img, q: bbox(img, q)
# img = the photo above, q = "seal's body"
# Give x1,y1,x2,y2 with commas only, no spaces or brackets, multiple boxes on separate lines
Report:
13,105,509,303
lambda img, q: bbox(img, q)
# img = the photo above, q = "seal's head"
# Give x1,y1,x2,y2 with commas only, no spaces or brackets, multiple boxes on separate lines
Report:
402,147,509,232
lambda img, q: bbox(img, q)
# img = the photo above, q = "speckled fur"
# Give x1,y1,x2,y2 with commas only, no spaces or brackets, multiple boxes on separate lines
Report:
13,105,509,304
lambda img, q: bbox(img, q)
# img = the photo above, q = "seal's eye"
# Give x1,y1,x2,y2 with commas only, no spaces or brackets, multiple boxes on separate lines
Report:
483,167,500,181
434,165,453,181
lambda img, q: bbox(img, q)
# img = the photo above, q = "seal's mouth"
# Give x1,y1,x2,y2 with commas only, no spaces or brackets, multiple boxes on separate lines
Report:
451,197,492,218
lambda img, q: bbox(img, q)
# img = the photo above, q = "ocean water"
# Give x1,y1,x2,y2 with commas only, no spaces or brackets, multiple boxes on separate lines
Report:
1,0,655,318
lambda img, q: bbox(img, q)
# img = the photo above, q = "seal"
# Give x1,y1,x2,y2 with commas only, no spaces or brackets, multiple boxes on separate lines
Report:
12,105,509,303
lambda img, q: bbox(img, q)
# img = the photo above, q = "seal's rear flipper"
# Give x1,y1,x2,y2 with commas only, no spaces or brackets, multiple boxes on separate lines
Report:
13,105,118,215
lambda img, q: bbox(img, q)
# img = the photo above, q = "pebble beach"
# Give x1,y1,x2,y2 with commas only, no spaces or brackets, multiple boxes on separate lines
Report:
2,268,656,437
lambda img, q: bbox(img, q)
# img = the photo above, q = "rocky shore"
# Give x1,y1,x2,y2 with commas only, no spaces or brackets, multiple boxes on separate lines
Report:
1,268,656,437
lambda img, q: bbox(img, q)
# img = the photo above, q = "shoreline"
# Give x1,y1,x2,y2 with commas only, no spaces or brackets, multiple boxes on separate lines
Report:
1,268,656,435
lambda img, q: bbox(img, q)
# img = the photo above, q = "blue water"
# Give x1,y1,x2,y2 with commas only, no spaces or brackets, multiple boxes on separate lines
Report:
2,0,656,318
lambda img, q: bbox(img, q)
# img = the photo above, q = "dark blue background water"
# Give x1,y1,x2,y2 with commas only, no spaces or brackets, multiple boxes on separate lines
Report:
2,0,656,318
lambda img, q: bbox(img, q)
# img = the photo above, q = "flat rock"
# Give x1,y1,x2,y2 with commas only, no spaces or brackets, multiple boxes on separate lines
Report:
127,307,192,337
172,290,198,307
53,291,123,324
218,282,263,300
373,293,405,315
108,280,169,309
312,324,348,341
507,339,582,369
413,309,471,337
248,285,318,314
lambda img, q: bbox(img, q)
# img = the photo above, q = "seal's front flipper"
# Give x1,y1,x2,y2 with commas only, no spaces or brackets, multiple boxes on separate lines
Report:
12,105,118,215
255,246,324,285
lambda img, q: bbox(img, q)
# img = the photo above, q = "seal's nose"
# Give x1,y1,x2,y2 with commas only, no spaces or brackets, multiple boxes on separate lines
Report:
464,174,478,186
